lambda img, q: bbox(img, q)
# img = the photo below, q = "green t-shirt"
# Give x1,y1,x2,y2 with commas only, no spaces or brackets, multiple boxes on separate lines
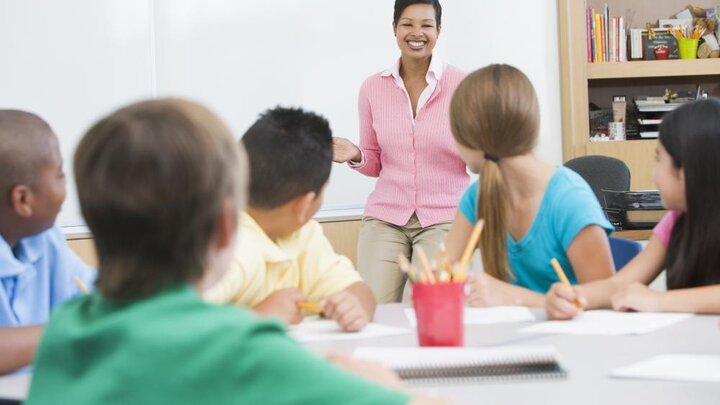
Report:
26,284,409,405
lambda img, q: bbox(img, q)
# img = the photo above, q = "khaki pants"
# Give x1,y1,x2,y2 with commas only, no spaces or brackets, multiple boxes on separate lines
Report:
357,215,452,303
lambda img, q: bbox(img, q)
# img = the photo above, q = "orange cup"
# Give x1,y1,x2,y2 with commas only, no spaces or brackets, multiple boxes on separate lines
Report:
411,281,465,346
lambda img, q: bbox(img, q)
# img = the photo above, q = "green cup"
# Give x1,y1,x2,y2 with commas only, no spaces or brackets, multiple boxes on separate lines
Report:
679,38,699,59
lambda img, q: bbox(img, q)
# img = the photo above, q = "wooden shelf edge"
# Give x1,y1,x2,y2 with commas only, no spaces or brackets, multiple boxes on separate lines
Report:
588,59,720,79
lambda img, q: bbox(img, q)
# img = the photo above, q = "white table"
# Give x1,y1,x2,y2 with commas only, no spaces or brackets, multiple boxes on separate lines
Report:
3,304,719,404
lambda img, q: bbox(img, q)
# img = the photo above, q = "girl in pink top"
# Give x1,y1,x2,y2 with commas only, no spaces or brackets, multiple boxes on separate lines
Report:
333,0,469,303
546,98,720,319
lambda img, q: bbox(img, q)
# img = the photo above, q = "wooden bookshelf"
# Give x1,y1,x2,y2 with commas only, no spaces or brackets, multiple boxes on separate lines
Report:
558,0,720,190
588,59,720,79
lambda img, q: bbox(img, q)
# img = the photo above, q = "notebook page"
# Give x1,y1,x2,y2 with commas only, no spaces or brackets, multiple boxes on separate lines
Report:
404,306,535,327
520,310,692,335
288,317,409,343
611,354,720,382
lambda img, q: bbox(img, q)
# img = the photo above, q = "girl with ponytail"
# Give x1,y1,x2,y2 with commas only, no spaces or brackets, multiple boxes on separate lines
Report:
445,64,615,307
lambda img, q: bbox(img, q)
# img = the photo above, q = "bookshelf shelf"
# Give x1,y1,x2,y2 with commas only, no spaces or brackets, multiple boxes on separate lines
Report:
588,59,720,79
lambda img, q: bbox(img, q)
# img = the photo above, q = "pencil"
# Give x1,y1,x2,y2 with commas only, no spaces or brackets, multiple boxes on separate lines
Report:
415,246,436,284
550,258,581,309
455,219,485,281
397,254,418,282
73,276,90,295
297,302,323,313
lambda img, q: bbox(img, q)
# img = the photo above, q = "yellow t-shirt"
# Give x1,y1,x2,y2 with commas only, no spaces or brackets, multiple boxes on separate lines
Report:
205,212,362,307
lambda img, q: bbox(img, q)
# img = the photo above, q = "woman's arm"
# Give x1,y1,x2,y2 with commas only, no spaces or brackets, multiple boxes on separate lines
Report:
546,235,667,319
347,86,382,177
0,325,43,373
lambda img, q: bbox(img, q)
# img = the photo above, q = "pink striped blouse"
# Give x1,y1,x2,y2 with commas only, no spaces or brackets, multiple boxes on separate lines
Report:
349,60,470,227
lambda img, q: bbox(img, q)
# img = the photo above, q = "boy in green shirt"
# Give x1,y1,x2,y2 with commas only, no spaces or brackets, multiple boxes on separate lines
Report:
26,99,440,404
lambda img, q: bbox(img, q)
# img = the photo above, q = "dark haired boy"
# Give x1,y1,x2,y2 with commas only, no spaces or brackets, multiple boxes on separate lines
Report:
0,110,95,373
205,107,376,332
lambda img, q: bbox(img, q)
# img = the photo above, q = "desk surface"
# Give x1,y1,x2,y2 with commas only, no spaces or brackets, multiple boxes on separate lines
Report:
3,305,719,404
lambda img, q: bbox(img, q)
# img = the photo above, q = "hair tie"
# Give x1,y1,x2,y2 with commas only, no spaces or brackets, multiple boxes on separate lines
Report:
484,152,500,163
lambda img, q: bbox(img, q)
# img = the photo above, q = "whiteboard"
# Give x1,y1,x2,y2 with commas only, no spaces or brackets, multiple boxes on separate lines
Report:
0,0,561,228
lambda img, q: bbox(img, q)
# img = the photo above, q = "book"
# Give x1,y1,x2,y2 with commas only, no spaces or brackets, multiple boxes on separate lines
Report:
353,346,567,385
612,354,720,383
586,7,592,62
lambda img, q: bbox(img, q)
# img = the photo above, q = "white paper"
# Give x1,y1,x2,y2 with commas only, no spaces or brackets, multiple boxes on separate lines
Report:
288,317,409,343
354,346,560,369
404,306,535,327
0,373,31,401
520,310,692,336
611,354,720,382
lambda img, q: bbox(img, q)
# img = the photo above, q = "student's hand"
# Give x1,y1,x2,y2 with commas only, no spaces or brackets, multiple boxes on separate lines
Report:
546,282,587,320
253,288,306,325
327,352,404,390
466,273,514,307
320,290,370,332
332,137,361,164
611,282,661,312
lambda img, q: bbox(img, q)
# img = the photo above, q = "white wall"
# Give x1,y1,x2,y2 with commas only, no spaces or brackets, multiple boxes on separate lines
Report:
0,0,561,228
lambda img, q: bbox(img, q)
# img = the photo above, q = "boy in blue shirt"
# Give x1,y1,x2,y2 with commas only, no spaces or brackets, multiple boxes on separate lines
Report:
0,110,95,373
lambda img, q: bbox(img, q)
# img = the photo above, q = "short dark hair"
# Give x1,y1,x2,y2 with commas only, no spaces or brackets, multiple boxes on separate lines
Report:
74,98,247,299
393,0,442,26
0,110,56,199
660,98,720,289
242,107,332,209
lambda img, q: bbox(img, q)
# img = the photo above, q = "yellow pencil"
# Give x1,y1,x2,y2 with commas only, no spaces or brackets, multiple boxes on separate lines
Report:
297,302,323,313
397,254,418,282
73,276,90,295
455,219,485,281
550,258,581,309
415,246,436,284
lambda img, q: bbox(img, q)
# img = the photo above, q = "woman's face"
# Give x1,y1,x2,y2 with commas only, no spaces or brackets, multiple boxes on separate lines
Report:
393,4,440,61
653,142,687,211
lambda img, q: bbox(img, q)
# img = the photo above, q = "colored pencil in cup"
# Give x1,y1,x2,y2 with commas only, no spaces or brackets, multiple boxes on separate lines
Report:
415,246,436,284
455,219,485,281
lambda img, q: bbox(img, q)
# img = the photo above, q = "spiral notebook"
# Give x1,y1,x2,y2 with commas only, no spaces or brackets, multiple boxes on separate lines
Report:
353,346,566,385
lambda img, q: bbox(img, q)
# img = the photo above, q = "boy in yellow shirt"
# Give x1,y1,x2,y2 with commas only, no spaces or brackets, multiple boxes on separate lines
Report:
205,107,375,331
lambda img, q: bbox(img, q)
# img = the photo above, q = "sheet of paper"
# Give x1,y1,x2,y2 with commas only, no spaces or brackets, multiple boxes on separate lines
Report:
0,373,31,401
288,317,409,343
611,354,720,382
354,346,560,368
405,306,535,327
520,310,692,336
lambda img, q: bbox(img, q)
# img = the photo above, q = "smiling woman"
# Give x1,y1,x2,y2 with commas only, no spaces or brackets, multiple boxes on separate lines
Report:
332,0,470,303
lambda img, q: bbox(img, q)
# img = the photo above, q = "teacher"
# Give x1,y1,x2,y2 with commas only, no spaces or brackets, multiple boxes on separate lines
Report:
332,0,469,303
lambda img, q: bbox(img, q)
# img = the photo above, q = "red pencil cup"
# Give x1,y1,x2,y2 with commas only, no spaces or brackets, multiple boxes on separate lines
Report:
411,281,465,346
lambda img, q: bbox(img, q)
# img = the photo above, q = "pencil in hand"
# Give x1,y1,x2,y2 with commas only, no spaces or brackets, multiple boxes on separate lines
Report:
297,301,323,314
550,258,581,309
73,276,90,295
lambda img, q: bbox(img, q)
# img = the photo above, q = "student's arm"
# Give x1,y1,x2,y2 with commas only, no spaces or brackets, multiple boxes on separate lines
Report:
565,225,615,284
322,282,376,332
612,284,720,314
546,235,667,319
0,325,43,374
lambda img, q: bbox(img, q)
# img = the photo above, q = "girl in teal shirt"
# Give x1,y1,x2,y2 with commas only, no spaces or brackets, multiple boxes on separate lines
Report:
444,65,615,307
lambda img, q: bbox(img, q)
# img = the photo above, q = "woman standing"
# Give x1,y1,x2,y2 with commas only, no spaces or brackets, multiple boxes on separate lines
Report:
333,0,469,303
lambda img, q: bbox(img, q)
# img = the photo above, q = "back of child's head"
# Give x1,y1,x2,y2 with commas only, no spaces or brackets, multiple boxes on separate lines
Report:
659,97,720,289
74,98,247,299
449,64,540,282
241,106,332,209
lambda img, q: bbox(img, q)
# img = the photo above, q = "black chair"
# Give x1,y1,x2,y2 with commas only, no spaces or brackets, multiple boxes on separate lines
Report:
564,155,631,205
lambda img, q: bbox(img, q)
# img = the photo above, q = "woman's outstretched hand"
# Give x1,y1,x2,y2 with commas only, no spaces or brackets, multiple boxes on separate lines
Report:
332,137,362,164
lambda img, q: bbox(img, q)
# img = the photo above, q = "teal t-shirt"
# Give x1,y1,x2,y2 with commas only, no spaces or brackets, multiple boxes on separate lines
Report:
26,284,409,405
458,167,613,292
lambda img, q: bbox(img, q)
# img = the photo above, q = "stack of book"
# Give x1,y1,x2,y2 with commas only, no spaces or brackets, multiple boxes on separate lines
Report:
586,4,627,63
